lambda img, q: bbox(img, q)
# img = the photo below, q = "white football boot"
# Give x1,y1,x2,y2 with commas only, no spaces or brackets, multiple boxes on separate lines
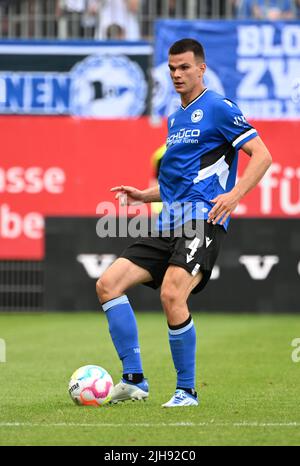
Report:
162,389,199,408
110,378,149,404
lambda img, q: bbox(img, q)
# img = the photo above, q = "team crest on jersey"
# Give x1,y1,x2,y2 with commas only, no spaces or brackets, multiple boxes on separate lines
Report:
191,109,203,123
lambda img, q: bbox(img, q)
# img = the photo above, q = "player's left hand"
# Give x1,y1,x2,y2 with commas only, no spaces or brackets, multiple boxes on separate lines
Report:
208,191,241,226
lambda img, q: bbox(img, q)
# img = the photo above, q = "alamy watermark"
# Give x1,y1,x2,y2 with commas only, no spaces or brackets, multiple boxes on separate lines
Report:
0,338,6,363
96,199,207,245
291,338,300,363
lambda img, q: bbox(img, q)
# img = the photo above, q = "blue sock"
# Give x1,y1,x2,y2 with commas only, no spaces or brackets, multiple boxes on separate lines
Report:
102,295,143,375
168,316,196,390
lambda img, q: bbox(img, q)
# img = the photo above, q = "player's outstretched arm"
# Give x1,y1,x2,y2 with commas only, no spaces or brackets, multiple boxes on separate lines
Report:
111,184,161,205
208,136,272,225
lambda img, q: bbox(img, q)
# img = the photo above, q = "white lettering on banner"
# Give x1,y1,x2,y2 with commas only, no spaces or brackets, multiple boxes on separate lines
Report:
237,59,268,98
239,256,279,280
237,99,300,118
0,204,44,239
259,164,280,214
237,24,300,118
281,167,300,215
269,59,300,99
237,25,260,56
237,59,300,100
0,166,66,241
79,258,299,281
0,167,66,194
238,25,300,57
77,254,116,279
259,163,300,215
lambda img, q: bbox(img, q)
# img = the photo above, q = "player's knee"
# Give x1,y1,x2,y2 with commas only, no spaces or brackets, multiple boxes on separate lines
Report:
160,285,180,311
96,277,112,303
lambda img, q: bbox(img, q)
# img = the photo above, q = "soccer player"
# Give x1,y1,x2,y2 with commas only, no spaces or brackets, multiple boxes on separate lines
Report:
96,38,272,407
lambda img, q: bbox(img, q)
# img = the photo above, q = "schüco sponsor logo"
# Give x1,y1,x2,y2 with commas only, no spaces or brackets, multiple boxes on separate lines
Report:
167,128,200,146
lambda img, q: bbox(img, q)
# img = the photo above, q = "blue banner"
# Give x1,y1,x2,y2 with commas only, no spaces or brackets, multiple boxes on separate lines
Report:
154,20,300,119
0,41,152,117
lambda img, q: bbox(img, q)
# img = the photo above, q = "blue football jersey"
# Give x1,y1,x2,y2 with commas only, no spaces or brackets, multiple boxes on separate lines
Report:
157,89,258,231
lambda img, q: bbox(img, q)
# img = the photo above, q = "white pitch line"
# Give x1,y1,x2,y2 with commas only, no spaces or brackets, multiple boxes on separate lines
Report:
0,422,299,428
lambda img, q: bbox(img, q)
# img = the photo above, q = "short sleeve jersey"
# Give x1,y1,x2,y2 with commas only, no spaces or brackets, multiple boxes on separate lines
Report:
158,89,258,231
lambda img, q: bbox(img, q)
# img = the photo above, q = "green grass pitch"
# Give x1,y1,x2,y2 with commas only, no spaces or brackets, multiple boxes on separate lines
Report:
0,312,299,446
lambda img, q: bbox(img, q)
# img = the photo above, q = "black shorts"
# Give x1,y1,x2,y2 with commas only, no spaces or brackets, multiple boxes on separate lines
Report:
120,221,226,294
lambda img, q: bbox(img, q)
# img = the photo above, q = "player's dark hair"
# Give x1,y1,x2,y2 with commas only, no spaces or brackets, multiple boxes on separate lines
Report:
169,38,205,62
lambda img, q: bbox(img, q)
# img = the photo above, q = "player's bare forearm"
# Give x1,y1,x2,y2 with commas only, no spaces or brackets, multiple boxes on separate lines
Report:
232,136,272,199
111,183,161,205
208,136,272,225
141,184,161,203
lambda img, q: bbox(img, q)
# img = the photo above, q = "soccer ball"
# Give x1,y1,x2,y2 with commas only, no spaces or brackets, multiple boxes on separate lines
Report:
68,365,114,407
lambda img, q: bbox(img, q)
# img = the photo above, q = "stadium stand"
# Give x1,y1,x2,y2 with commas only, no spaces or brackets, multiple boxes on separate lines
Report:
0,0,273,39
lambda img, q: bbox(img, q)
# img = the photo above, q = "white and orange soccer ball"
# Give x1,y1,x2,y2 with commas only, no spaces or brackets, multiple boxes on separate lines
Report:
68,365,114,407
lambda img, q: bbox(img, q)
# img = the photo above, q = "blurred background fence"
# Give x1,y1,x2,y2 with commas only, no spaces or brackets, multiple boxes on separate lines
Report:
0,261,43,311
1,0,299,40
0,0,235,40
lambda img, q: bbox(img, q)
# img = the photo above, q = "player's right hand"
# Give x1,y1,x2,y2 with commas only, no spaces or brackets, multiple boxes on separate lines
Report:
110,185,144,206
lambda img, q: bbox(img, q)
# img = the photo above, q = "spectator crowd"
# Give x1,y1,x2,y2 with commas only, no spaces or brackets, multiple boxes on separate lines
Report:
57,1,299,40
0,0,299,40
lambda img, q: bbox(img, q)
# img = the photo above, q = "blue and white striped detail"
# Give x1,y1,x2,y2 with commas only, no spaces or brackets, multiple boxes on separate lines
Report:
168,319,194,336
102,295,129,312
232,128,257,149
193,154,229,190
